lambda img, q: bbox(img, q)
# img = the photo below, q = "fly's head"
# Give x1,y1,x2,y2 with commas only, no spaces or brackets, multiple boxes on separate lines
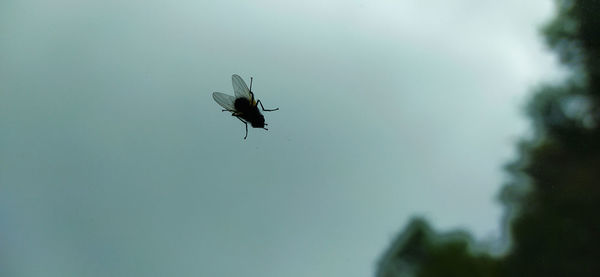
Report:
250,114,266,128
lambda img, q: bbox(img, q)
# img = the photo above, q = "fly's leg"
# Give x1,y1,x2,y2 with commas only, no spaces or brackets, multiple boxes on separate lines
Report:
249,77,253,95
256,100,279,112
246,77,278,112
248,90,277,111
233,114,248,139
248,77,257,105
249,90,256,105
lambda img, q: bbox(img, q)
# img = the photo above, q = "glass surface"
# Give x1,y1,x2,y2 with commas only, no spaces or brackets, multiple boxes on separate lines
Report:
3,1,595,276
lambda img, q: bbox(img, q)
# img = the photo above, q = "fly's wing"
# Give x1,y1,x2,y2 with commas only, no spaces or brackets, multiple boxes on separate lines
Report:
212,92,236,111
232,74,252,100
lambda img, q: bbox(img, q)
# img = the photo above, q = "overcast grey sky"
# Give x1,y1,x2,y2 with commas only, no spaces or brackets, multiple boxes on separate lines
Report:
1,0,563,276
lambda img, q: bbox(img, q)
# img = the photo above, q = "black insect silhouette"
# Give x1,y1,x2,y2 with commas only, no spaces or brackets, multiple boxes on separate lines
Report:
212,74,279,139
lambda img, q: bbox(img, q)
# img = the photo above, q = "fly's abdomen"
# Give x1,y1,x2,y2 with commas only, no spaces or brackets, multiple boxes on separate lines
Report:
234,98,251,112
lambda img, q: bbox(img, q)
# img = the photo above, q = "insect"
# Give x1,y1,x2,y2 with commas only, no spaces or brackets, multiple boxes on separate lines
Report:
212,74,279,139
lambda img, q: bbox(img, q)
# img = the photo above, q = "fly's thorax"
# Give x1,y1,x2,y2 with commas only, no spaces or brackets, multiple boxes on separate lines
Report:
234,97,265,128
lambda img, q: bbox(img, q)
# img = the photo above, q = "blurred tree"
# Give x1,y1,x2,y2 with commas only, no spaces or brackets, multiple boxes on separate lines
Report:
376,218,499,277
377,0,600,276
500,0,600,276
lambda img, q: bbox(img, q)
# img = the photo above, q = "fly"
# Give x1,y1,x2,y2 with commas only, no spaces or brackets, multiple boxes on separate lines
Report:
212,74,279,139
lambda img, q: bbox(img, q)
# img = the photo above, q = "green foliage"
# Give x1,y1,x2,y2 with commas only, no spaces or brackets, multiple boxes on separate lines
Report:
377,219,499,277
502,1,600,275
378,1,600,276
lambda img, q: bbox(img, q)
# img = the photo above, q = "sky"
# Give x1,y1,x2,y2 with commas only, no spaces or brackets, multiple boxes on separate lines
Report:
1,0,563,276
